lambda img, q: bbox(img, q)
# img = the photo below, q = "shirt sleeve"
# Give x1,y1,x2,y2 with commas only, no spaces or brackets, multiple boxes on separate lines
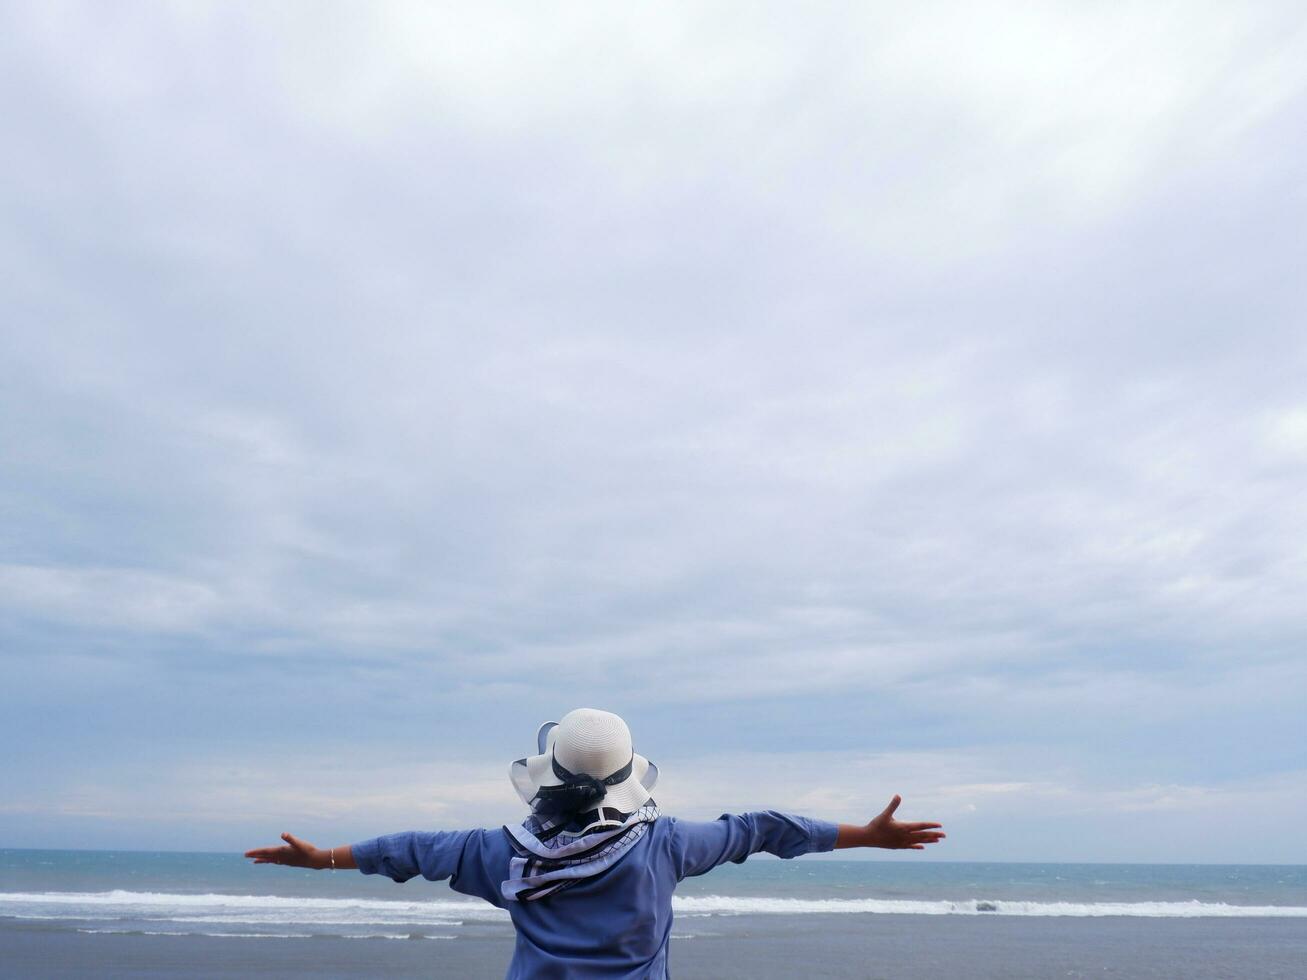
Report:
669,811,839,880
350,829,510,906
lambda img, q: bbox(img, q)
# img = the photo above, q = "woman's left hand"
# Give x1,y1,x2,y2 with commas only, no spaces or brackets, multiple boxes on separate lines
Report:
865,795,946,850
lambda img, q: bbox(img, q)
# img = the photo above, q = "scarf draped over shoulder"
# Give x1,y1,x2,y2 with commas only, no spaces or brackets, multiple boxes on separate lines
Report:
501,802,660,902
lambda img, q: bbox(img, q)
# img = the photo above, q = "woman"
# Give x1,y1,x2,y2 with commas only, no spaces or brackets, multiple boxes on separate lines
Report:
246,708,945,978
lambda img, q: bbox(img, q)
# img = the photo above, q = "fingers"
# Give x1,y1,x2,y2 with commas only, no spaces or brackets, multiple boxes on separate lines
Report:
906,822,943,831
878,794,902,819
904,831,946,848
245,845,293,864
282,832,311,852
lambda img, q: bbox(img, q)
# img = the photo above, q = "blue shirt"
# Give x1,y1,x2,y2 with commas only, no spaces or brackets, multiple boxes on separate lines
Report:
352,811,838,978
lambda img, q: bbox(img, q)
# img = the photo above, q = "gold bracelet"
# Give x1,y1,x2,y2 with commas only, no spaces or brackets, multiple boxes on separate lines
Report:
329,847,336,871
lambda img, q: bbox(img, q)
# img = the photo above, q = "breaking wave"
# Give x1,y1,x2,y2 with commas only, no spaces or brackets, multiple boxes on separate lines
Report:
673,895,1307,918
4,889,1306,928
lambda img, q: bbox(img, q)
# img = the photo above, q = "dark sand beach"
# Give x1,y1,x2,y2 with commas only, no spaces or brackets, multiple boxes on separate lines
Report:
6,914,1307,979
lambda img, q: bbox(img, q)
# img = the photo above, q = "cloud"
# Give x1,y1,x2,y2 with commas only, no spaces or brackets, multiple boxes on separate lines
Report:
0,564,223,632
1,1,1305,857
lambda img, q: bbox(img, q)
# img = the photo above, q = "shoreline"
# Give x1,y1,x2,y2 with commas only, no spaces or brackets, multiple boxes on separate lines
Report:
6,914,1307,980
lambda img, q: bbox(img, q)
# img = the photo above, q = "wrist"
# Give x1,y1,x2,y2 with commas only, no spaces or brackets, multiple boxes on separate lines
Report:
857,824,883,848
835,822,880,849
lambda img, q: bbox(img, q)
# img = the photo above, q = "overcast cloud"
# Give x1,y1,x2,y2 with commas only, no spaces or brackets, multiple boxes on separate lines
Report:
2,1,1305,862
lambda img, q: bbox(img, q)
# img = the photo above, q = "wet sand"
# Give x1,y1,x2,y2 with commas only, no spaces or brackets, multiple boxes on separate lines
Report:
5,913,1307,978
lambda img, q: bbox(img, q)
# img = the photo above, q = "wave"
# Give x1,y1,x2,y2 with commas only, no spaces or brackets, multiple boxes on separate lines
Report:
77,928,315,939
673,896,1307,918
0,890,506,926
74,928,458,940
5,889,1307,922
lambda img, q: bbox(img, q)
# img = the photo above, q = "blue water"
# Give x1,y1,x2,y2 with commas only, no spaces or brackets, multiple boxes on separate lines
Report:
4,850,1307,978
2,849,1305,941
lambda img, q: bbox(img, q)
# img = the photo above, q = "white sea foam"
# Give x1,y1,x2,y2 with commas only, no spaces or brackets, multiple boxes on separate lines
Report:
0,890,506,926
73,926,460,940
673,895,1307,918
340,933,458,940
7,890,1307,923
77,928,315,939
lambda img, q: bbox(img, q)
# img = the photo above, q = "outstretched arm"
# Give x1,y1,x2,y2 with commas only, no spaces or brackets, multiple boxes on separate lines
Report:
672,795,943,880
673,810,837,880
245,833,358,870
248,827,508,903
835,795,945,850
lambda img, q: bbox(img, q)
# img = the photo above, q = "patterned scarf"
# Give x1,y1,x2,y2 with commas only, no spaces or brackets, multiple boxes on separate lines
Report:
500,801,660,902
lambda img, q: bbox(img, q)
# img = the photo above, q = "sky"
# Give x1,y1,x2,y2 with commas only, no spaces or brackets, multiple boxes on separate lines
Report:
2,1,1305,863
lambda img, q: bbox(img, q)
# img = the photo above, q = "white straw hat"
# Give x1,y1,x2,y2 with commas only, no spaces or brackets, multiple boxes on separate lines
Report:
510,708,658,817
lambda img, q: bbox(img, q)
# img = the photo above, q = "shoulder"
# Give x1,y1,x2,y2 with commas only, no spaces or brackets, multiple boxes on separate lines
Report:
651,813,725,855
643,814,676,842
468,826,514,860
641,814,685,854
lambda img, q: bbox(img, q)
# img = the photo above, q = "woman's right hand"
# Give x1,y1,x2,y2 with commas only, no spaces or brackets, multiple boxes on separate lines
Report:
244,832,328,869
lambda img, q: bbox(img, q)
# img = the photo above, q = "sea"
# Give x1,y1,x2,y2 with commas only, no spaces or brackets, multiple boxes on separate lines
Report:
3,849,1306,978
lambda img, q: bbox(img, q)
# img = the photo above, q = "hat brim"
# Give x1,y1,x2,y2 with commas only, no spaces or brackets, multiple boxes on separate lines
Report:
510,725,657,815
